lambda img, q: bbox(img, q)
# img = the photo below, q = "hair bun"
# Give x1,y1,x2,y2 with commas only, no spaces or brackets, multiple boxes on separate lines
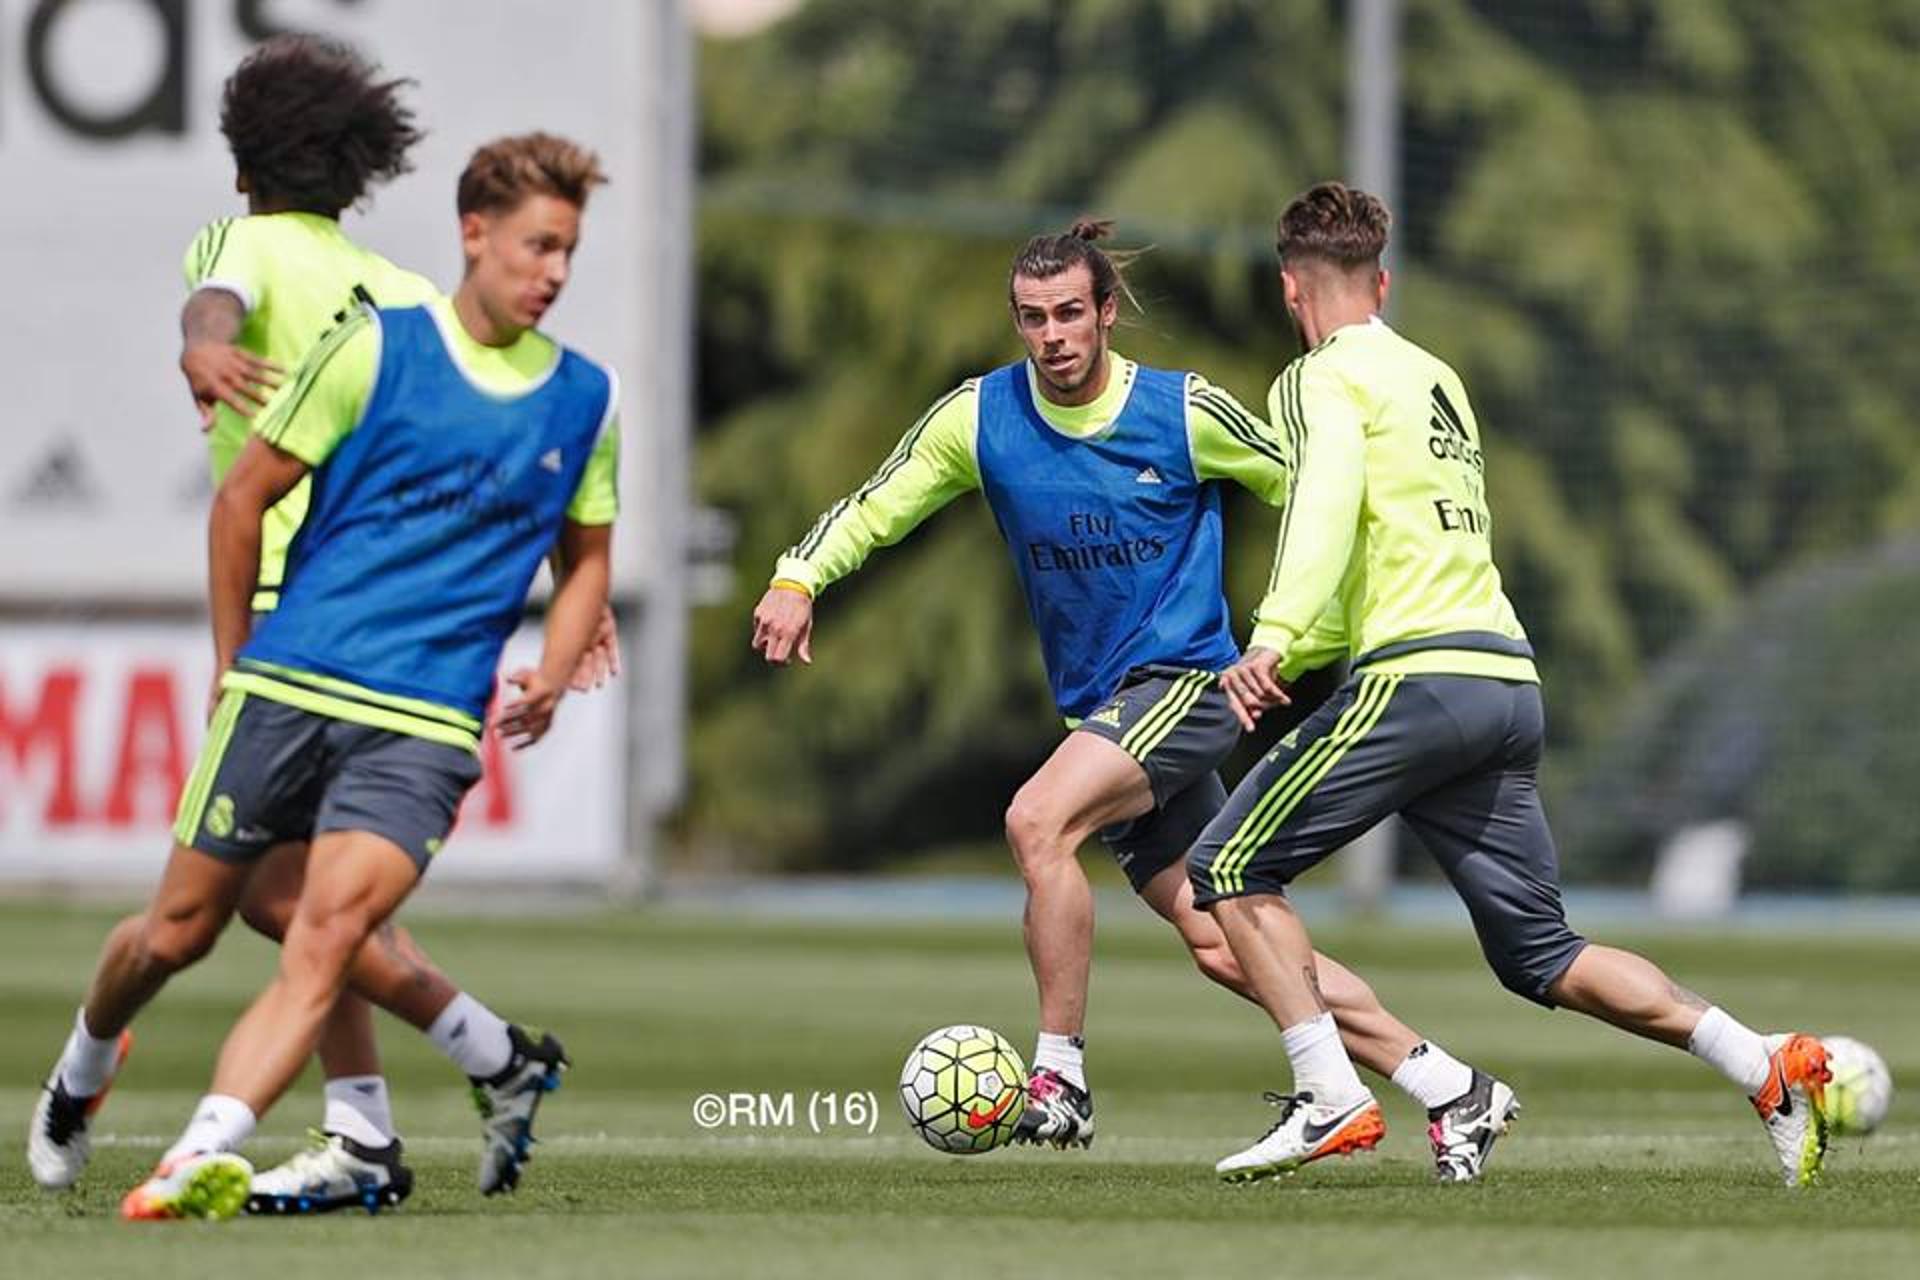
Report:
1067,216,1114,243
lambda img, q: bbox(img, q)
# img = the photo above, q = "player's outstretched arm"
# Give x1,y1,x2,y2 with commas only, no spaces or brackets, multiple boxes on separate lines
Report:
500,520,611,750
179,288,282,426
209,437,309,676
751,583,814,666
768,385,982,599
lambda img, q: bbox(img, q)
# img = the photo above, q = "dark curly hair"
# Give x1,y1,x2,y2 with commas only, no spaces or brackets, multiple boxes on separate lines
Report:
220,35,422,216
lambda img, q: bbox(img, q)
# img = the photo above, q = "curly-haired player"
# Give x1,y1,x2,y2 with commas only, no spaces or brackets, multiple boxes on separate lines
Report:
29,38,589,1216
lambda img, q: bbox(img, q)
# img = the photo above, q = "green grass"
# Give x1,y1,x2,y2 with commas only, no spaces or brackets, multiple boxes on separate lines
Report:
1,899,1914,1278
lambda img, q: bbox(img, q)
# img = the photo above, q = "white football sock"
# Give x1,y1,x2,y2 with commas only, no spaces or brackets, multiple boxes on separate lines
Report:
163,1094,255,1162
323,1075,397,1147
1688,1006,1771,1094
1032,1032,1086,1091
1282,1012,1368,1107
56,1006,121,1098
427,992,513,1079
1390,1041,1476,1110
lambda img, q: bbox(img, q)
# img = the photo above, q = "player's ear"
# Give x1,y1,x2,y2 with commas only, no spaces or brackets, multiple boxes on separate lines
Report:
1376,267,1391,312
459,211,490,269
1279,266,1301,312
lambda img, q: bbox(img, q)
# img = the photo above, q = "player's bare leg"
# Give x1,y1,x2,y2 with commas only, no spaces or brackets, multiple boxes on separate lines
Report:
214,832,419,1116
1205,892,1386,1181
238,840,550,1205
124,831,417,1221
1143,866,1515,1179
1549,945,1832,1187
1139,864,1422,1072
1002,732,1154,1147
28,845,248,1190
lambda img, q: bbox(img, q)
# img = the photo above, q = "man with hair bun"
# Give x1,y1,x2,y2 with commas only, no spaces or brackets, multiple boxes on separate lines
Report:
31,41,603,1216
114,131,619,1221
754,220,1514,1171
1194,181,1834,1189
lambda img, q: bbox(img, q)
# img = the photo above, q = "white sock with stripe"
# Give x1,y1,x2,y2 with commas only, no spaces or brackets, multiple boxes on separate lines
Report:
1032,1032,1086,1091
1688,1006,1771,1094
164,1094,255,1162
56,1006,121,1098
323,1075,397,1147
427,992,514,1080
1282,1012,1368,1107
1390,1041,1475,1110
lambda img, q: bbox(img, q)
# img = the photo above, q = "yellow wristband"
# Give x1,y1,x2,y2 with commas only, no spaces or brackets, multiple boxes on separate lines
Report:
770,578,813,599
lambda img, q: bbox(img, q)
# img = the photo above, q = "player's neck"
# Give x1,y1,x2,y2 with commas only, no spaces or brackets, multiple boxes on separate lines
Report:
1298,300,1376,349
245,195,336,219
450,285,526,349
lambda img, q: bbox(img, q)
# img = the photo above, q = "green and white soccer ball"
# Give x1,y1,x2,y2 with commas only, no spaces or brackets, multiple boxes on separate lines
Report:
1823,1035,1893,1137
898,1024,1026,1154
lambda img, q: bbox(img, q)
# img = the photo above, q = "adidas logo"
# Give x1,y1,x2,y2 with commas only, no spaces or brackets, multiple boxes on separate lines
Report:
1279,729,1301,749
1088,704,1125,727
540,449,563,473
1135,467,1162,485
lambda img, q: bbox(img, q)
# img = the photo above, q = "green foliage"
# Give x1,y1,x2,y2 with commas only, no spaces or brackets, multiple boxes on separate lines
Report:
1562,541,1920,891
691,0,1920,872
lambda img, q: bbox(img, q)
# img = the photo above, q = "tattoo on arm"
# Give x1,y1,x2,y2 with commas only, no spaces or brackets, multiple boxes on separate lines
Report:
1666,981,1710,1013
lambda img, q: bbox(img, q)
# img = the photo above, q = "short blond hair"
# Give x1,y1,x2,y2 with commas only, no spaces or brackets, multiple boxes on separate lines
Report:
456,132,607,216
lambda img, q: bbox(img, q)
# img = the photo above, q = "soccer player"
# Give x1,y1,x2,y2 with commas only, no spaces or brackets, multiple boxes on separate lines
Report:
753,222,1518,1181
117,132,617,1221
1192,182,1833,1189
28,39,579,1215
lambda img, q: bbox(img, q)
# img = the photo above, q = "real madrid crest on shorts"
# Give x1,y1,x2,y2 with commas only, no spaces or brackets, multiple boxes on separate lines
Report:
205,795,236,840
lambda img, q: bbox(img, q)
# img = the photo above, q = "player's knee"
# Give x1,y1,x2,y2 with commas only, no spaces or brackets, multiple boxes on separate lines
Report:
286,912,380,979
1003,796,1068,868
1484,932,1584,1005
139,910,221,972
237,892,292,943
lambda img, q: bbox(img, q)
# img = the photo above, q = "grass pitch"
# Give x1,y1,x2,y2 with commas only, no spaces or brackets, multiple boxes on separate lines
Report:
1,898,1914,1279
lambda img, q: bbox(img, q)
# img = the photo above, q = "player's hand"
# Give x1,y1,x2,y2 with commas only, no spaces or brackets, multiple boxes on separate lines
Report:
1220,647,1291,732
497,668,565,750
751,585,814,666
181,342,283,428
569,604,621,691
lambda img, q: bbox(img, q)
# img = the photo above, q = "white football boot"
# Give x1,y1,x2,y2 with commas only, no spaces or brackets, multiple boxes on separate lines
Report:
1751,1033,1832,1188
247,1129,413,1215
1216,1090,1384,1183
471,1024,569,1194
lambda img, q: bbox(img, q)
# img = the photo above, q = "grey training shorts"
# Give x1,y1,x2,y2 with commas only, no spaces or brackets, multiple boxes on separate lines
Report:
1187,672,1587,1005
172,688,484,874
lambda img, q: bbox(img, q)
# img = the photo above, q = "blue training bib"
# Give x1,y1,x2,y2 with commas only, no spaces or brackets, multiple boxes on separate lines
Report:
976,361,1238,718
246,305,614,719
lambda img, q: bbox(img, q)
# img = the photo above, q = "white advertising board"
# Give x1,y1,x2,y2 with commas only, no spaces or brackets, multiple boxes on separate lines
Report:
0,622,626,882
0,0,682,601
